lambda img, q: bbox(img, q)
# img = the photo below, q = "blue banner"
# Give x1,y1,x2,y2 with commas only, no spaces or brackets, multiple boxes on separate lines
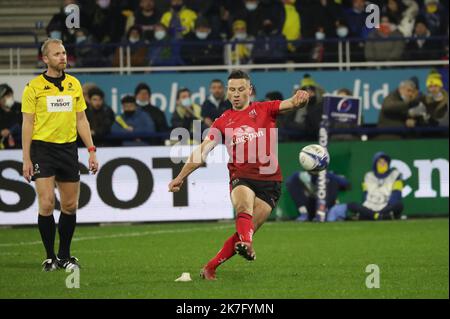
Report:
77,69,433,124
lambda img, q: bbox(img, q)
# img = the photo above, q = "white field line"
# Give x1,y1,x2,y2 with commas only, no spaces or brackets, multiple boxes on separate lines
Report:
0,225,234,248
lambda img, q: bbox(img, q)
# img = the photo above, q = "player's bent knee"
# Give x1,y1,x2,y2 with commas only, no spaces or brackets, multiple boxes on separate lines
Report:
61,202,78,214
235,204,253,215
39,200,55,215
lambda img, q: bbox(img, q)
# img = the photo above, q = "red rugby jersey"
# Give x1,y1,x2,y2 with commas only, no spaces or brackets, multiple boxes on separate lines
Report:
209,100,283,182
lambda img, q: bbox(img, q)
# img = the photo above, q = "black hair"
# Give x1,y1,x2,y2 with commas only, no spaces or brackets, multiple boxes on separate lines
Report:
228,69,250,81
135,82,151,96
121,95,136,104
88,87,104,99
176,87,191,100
265,91,284,101
210,79,224,85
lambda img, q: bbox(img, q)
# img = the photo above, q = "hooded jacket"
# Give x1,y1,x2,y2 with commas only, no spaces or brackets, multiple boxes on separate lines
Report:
362,152,403,211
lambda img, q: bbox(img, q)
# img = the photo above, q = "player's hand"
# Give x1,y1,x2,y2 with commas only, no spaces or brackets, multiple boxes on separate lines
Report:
291,90,309,108
22,159,34,183
89,153,99,175
168,177,184,192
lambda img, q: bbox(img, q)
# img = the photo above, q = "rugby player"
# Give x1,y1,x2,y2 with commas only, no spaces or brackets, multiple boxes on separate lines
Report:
22,39,99,271
168,70,309,280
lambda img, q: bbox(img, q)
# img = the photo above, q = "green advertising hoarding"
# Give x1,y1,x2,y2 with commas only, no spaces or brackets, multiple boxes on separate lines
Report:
275,139,449,219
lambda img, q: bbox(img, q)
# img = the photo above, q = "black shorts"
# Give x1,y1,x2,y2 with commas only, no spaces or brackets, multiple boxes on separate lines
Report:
230,178,282,209
30,140,80,182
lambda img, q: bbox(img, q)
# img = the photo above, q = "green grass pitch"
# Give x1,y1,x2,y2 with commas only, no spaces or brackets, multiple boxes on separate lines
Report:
0,218,448,299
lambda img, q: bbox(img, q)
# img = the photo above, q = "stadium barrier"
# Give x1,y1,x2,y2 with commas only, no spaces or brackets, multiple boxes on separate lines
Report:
0,139,447,225
3,68,448,125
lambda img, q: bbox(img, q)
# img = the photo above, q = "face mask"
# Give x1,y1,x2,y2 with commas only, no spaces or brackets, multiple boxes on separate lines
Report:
195,31,209,40
154,30,166,40
376,161,389,174
4,97,14,109
235,32,247,40
245,2,258,11
129,37,140,43
181,97,192,107
50,31,62,40
123,110,136,116
97,0,110,9
337,26,348,38
76,36,87,44
315,31,325,40
136,99,148,106
172,4,182,12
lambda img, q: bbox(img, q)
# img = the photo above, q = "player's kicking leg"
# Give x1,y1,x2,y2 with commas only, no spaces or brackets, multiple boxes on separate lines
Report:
201,185,256,280
55,181,81,270
36,177,59,272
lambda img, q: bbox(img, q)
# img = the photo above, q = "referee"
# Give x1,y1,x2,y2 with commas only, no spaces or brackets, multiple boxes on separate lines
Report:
22,39,99,271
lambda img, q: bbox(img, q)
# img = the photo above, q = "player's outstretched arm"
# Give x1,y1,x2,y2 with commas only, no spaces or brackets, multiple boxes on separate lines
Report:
76,111,99,174
278,90,310,114
168,137,217,192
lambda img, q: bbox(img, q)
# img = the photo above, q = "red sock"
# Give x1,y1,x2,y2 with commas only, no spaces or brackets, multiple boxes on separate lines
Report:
206,232,239,270
236,212,254,243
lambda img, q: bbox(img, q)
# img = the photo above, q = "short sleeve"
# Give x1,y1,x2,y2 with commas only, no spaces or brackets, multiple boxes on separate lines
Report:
208,117,224,144
75,80,87,112
21,83,36,114
265,100,282,118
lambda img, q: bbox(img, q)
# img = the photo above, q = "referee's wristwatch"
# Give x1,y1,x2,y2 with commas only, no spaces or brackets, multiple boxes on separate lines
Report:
88,146,97,153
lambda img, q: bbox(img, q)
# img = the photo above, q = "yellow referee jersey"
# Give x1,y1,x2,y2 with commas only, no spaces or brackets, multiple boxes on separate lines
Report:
21,72,86,144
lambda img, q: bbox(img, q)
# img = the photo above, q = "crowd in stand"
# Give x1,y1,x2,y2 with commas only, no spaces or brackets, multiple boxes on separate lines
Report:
42,0,449,67
0,68,447,149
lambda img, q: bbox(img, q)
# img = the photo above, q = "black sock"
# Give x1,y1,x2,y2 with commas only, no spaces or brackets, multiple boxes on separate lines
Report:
38,214,56,260
58,212,77,259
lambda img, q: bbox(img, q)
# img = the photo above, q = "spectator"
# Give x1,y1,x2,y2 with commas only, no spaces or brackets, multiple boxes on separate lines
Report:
343,0,371,61
87,0,125,45
286,170,350,222
134,83,170,136
85,87,115,146
418,0,448,36
148,23,184,66
265,91,283,101
365,15,405,61
391,0,419,37
252,18,287,64
73,28,107,67
405,18,444,60
301,0,343,39
46,0,86,44
378,78,421,131
0,84,21,149
335,152,404,221
276,74,325,141
201,79,230,128
278,0,302,57
161,0,198,39
343,0,370,39
232,0,268,38
225,19,254,65
420,70,448,127
82,82,99,107
382,0,405,26
112,95,156,146
171,88,203,142
181,18,223,65
125,0,161,40
113,26,148,67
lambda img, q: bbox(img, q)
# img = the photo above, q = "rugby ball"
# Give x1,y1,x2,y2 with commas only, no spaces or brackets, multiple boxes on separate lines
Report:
299,144,330,172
